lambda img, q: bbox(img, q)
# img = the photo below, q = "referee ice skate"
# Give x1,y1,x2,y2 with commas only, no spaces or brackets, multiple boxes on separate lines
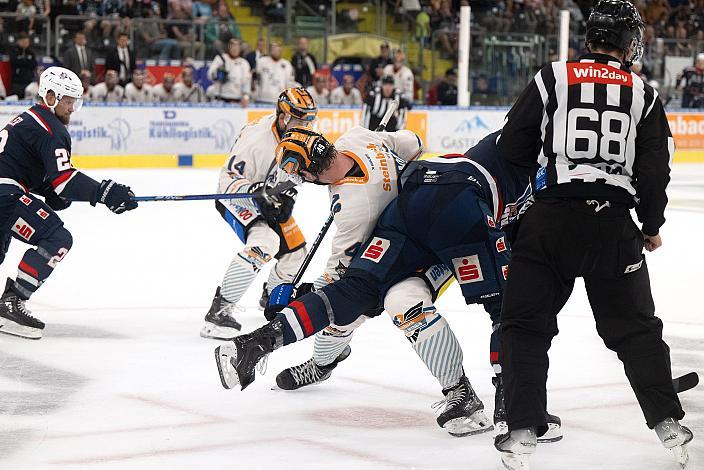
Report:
494,1,692,469
0,67,138,340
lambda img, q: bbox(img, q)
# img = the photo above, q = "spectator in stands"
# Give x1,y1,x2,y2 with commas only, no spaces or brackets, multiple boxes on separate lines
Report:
306,73,329,105
207,37,251,105
90,69,125,102
291,36,317,88
437,67,457,105
362,75,411,132
245,37,265,70
174,67,206,102
255,40,294,103
205,2,241,53
383,49,414,101
152,72,179,101
23,64,45,99
106,31,135,87
62,31,95,76
15,0,37,34
168,2,203,58
124,69,152,102
168,0,192,17
80,69,93,99
9,32,37,98
192,0,212,20
330,74,362,105
677,53,704,108
140,7,182,62
368,42,393,85
263,0,285,23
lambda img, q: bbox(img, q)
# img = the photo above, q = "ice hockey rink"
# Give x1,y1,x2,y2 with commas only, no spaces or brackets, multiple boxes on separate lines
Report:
0,165,702,470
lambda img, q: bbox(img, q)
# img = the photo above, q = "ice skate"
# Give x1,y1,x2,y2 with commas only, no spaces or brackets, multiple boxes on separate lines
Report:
495,428,537,470
259,282,269,310
433,375,493,437
201,287,242,340
214,320,283,390
655,417,693,469
0,279,44,340
275,345,351,390
540,414,563,443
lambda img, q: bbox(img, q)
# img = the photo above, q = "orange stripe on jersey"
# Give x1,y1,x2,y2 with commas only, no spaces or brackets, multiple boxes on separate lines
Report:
332,151,370,186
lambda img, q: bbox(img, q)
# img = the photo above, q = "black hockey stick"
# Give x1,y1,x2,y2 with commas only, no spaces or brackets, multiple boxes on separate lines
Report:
292,201,341,285
673,372,699,393
375,97,400,131
132,180,296,202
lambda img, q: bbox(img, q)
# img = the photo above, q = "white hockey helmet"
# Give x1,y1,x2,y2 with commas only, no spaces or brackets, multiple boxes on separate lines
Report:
38,66,84,112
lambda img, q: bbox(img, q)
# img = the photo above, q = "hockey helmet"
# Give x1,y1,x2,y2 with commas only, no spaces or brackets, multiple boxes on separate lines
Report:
276,87,318,128
585,0,644,65
38,66,84,112
276,127,335,181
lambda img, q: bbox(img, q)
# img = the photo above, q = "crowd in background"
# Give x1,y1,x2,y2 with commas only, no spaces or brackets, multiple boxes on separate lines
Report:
0,0,702,107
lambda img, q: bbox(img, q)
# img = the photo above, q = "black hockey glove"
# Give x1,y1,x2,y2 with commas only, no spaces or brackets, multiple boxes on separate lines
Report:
92,179,138,214
250,183,298,225
264,282,315,321
37,183,72,211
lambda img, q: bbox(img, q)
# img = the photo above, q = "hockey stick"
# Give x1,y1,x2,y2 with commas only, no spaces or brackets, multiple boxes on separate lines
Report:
375,97,400,131
292,201,341,285
673,372,699,393
132,181,296,202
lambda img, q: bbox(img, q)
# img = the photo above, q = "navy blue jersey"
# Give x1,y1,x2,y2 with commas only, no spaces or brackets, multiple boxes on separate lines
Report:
0,104,99,201
401,131,533,229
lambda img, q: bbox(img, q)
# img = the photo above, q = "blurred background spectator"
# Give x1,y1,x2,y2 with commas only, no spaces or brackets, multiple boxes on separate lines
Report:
437,67,457,105
291,36,317,88
63,31,95,77
677,53,704,108
152,72,178,101
174,67,206,102
330,74,362,105
306,73,329,105
254,40,293,103
80,69,93,99
90,69,125,101
383,49,414,101
207,37,251,105
139,7,182,62
124,69,152,102
23,64,45,99
10,32,37,98
205,2,241,54
245,37,265,70
106,31,135,87
368,42,393,88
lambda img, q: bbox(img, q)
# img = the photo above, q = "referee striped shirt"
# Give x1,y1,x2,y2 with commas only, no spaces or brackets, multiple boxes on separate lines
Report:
498,53,673,236
362,86,411,132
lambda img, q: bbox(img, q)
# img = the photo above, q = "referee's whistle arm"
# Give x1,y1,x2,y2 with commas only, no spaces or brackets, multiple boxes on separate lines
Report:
643,233,663,252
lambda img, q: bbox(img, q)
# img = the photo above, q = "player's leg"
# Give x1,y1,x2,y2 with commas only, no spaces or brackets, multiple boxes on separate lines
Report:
0,194,73,339
261,217,307,312
202,221,280,339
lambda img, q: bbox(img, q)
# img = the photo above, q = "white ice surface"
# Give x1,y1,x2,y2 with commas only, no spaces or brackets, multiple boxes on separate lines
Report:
0,165,702,470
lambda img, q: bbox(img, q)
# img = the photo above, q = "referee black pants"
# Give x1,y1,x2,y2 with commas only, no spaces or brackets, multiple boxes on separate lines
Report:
500,197,684,436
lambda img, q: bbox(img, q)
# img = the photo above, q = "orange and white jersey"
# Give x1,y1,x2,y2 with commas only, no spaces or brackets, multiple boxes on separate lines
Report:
218,113,282,194
322,126,423,283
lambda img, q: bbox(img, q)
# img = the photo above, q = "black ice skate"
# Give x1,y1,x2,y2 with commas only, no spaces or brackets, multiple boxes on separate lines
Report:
214,320,283,390
655,417,693,469
201,287,242,340
275,345,352,390
259,282,269,311
0,278,44,340
495,428,537,470
434,375,493,437
493,375,563,443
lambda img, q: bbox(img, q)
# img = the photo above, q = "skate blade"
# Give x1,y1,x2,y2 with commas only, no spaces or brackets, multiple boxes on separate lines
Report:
214,344,240,390
538,422,563,443
201,323,240,340
672,444,690,469
0,318,42,340
500,453,530,470
445,412,494,437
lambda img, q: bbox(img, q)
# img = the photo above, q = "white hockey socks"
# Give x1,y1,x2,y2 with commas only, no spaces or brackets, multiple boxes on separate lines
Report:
221,248,270,304
313,329,355,366
409,313,464,390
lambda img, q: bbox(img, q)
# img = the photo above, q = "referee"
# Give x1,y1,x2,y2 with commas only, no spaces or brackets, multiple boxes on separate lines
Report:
494,1,692,469
362,75,411,131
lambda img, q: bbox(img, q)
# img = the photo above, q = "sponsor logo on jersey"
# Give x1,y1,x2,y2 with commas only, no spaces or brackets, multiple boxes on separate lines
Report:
19,195,32,206
452,255,484,284
425,263,452,291
624,260,643,274
36,209,49,220
366,144,392,191
502,265,509,280
496,237,507,253
12,218,34,241
567,63,633,87
361,237,390,263
486,215,496,228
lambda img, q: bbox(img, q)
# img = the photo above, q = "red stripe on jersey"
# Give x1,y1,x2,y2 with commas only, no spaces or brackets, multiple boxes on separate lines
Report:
28,108,54,135
290,300,314,336
567,63,633,87
490,351,499,364
51,169,76,189
441,153,467,159
19,261,39,278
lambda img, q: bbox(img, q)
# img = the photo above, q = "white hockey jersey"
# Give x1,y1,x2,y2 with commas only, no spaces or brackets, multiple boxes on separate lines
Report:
124,82,153,103
306,85,329,105
329,86,363,106
207,54,251,101
321,126,423,283
151,83,179,102
383,64,415,101
89,83,125,102
173,82,206,103
255,56,295,103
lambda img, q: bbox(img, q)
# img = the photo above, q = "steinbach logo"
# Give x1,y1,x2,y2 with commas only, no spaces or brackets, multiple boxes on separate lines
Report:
361,237,390,263
12,218,34,241
452,255,484,284
567,63,633,87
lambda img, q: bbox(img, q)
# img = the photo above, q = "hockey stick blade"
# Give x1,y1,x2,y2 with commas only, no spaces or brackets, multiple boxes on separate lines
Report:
132,181,296,202
673,372,699,393
375,97,400,131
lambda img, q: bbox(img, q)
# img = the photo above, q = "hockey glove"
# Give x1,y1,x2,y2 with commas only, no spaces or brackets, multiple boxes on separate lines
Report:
93,179,138,214
264,282,314,321
37,183,72,211
250,183,298,225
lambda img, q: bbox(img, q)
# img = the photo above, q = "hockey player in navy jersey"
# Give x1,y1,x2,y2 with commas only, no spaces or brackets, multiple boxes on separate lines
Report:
0,66,138,340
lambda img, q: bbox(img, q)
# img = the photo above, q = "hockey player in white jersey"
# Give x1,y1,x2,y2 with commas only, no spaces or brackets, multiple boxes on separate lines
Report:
255,42,296,104
201,88,317,340
262,126,493,437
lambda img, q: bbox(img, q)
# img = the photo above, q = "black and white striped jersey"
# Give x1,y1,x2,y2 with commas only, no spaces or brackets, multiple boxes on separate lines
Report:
498,52,673,236
361,86,411,132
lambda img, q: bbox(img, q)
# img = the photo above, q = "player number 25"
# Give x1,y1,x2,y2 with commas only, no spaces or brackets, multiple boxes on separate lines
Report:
55,149,71,171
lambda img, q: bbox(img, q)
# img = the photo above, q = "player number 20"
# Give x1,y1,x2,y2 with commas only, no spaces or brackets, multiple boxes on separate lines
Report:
566,108,630,162
55,149,71,171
